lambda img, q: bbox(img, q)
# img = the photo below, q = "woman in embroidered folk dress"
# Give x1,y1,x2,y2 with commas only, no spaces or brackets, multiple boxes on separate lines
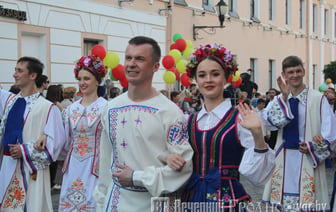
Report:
58,55,107,211
168,44,275,211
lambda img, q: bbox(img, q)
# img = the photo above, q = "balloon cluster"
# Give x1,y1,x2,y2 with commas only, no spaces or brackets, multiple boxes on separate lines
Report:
319,78,333,92
91,44,128,88
228,71,242,87
162,33,194,87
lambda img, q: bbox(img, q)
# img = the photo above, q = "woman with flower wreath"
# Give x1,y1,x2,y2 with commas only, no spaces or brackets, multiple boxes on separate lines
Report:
167,44,275,211
58,55,107,211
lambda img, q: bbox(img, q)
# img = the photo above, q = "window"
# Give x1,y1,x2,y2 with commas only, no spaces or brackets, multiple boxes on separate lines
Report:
268,0,273,20
203,0,215,12
285,0,292,26
250,0,260,23
268,60,275,89
228,0,239,19
325,9,329,36
83,39,99,56
299,0,305,29
250,58,257,81
174,0,187,6
313,4,318,33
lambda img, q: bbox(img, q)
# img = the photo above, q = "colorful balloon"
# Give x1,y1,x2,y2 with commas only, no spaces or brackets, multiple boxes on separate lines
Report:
326,78,332,84
108,69,118,81
176,60,187,73
173,33,183,42
111,64,126,81
163,71,176,84
175,38,187,52
232,71,241,82
120,78,129,88
169,49,181,63
180,73,191,87
232,77,242,87
186,40,193,48
91,44,106,60
162,55,175,69
103,51,120,69
167,67,179,80
170,43,177,50
183,48,194,60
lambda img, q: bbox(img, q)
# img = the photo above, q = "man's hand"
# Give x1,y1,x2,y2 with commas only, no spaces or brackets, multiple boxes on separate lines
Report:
277,76,290,101
167,153,185,171
112,163,133,187
312,135,323,146
299,142,309,154
34,135,47,152
9,144,23,159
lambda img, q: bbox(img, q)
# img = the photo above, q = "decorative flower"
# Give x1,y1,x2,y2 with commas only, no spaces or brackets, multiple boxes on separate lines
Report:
186,44,238,78
74,55,106,81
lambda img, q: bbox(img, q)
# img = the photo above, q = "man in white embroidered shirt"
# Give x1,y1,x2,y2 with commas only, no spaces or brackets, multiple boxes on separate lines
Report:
0,57,65,211
94,36,193,211
262,55,336,211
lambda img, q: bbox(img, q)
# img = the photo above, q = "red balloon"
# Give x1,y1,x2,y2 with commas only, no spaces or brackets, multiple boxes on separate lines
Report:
175,39,187,52
111,64,126,81
120,79,129,88
170,43,177,50
91,44,106,60
167,67,179,80
162,55,175,69
180,73,191,87
232,77,242,87
227,74,232,83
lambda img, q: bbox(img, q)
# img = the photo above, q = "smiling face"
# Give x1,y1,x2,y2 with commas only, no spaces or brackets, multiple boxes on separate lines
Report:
77,69,99,96
282,65,305,89
13,61,36,89
124,44,159,87
195,58,226,101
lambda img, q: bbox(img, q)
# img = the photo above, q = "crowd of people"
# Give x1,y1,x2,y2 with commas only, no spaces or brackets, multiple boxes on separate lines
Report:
0,36,336,212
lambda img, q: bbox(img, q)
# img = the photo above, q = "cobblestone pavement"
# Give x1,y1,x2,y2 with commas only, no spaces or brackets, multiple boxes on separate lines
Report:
52,167,335,211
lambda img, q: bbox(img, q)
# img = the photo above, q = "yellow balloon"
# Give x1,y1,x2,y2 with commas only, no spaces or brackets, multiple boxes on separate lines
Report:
176,60,187,73
169,49,181,63
232,71,241,82
163,71,176,84
183,48,194,60
326,78,332,84
103,52,120,69
186,40,193,48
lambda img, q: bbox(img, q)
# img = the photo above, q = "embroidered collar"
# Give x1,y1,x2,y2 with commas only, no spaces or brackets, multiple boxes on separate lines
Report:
21,92,40,111
197,98,232,121
70,97,104,128
288,86,308,105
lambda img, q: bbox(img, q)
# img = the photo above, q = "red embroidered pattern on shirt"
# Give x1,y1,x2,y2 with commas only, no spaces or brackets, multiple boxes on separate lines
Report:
3,176,25,209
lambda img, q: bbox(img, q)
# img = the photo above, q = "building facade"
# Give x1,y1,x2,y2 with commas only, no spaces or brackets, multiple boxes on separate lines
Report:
0,0,335,93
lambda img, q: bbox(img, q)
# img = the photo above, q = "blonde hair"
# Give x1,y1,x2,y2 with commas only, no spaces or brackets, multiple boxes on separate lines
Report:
63,86,77,99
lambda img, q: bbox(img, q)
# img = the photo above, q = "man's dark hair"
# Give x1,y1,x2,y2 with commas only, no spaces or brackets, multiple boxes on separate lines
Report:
170,91,180,100
36,74,48,88
128,36,161,63
257,98,266,105
17,56,44,80
282,56,303,72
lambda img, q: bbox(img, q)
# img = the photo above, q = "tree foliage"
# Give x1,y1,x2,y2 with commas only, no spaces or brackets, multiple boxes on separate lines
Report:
323,61,336,83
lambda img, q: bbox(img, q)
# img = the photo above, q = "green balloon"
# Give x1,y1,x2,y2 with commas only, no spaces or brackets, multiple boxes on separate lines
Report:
109,69,118,81
173,33,183,42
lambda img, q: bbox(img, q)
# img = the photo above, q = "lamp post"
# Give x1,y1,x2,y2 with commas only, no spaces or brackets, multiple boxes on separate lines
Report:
193,0,228,40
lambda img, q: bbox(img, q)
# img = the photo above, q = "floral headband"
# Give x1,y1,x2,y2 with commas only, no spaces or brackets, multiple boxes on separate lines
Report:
74,56,106,82
186,44,238,78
